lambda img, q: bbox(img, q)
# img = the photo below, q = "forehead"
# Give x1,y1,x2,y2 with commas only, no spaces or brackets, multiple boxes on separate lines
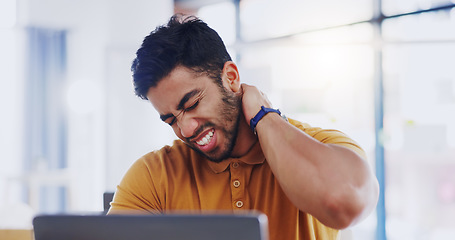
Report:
146,66,210,112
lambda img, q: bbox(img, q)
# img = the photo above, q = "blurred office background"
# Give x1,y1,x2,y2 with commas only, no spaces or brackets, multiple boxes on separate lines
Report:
0,0,454,239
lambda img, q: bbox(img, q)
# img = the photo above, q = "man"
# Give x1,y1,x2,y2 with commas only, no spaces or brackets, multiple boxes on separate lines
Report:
108,14,379,240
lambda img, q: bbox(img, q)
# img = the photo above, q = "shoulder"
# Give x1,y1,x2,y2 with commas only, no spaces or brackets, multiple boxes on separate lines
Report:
111,140,195,212
117,140,197,192
130,139,210,180
288,118,366,158
288,118,347,140
135,140,193,172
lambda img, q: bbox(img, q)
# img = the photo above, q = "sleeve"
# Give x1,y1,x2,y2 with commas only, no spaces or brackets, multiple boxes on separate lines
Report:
107,153,163,215
288,118,367,159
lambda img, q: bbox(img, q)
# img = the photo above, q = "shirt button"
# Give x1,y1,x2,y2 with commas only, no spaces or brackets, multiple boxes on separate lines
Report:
235,200,244,208
233,180,241,188
232,162,239,168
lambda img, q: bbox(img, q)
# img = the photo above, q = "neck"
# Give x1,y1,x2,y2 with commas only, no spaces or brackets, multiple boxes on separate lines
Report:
231,113,258,158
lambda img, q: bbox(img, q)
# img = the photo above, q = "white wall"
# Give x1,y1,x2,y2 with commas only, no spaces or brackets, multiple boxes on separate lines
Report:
10,0,174,212
0,15,24,210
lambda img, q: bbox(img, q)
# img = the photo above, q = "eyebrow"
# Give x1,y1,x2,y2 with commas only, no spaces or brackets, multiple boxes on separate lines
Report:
159,89,201,122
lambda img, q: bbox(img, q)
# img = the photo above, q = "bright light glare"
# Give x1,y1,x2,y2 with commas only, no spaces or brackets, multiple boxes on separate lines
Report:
0,0,16,28
66,80,103,115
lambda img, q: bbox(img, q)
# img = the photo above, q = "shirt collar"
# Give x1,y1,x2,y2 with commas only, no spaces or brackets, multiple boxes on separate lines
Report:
207,141,265,173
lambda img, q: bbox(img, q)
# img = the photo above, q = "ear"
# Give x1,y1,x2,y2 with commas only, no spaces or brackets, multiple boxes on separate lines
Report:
221,61,241,93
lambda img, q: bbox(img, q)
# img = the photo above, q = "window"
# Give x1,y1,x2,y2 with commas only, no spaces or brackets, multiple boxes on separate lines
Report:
198,0,455,239
382,9,455,240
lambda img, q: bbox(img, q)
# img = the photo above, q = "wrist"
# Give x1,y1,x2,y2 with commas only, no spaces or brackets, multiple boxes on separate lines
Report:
250,106,282,134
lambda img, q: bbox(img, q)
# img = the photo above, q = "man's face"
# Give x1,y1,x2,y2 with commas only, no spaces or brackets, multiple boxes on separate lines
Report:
147,65,242,162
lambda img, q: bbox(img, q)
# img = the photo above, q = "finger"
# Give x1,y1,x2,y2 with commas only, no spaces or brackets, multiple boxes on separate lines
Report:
240,83,245,90
240,83,252,95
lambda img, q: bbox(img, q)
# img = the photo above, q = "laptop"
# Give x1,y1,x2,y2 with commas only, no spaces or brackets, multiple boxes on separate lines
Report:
33,212,269,240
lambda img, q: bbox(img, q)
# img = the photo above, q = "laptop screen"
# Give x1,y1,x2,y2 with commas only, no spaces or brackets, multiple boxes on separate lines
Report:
33,212,269,240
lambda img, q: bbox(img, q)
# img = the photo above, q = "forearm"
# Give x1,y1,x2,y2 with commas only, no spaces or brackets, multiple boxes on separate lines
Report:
255,113,379,229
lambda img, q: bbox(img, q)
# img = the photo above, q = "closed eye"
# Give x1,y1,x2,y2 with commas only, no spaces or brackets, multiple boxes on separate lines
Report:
185,99,200,111
166,100,199,126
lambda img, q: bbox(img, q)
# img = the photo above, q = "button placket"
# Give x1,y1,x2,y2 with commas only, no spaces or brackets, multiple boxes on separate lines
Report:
233,180,241,188
230,161,246,209
232,162,239,169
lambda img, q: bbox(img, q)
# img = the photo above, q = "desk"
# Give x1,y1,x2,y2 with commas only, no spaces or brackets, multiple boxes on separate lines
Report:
0,229,33,240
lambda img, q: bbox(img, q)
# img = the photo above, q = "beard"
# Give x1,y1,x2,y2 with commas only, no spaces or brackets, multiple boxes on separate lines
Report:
186,87,242,163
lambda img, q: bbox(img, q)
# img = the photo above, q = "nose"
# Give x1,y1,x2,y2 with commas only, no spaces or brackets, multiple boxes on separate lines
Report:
176,115,198,138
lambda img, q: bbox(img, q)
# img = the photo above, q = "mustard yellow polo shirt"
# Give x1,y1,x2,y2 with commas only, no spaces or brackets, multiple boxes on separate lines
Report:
109,118,365,240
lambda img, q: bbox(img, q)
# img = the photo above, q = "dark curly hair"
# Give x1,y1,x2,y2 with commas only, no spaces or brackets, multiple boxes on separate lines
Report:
131,14,232,100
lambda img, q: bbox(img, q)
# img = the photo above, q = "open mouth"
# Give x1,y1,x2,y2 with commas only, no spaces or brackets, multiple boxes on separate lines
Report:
196,129,214,146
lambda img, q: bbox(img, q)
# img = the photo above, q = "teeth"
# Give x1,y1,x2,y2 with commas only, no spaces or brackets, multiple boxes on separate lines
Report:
196,130,214,146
